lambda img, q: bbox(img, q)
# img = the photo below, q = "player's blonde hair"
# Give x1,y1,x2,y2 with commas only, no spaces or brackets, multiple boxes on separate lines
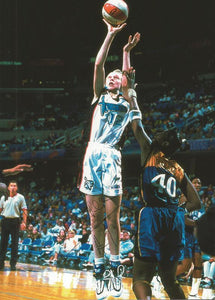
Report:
112,69,122,74
106,69,122,78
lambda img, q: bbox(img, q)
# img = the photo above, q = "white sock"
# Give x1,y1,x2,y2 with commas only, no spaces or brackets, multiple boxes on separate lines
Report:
110,254,120,262
94,257,105,265
190,278,201,295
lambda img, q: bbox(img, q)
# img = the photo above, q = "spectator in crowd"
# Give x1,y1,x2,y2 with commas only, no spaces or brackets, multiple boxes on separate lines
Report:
176,177,205,299
196,204,215,257
48,234,65,265
48,219,65,236
40,226,53,244
61,230,79,253
48,230,78,265
71,203,82,218
200,254,215,299
78,228,91,244
119,230,134,266
121,218,135,232
120,210,128,224
30,227,41,241
58,229,66,240
23,224,34,240
201,257,215,288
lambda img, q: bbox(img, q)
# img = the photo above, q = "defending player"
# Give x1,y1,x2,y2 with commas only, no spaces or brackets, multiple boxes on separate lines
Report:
121,68,201,300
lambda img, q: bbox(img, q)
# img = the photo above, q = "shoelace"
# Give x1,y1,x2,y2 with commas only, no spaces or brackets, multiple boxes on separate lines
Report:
96,269,112,294
109,265,125,286
103,269,112,279
116,265,125,278
110,266,125,294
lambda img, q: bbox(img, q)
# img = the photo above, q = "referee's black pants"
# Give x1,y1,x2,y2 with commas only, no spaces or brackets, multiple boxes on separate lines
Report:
0,217,20,266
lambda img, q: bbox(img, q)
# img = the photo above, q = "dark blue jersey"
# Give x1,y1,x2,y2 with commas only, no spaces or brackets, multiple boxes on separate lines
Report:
185,209,205,234
140,151,185,207
135,151,186,261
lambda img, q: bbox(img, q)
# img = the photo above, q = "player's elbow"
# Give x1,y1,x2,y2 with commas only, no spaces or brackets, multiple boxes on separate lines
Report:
94,62,104,71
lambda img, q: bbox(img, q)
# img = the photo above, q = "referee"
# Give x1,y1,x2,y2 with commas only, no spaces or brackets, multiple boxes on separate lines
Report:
0,164,32,271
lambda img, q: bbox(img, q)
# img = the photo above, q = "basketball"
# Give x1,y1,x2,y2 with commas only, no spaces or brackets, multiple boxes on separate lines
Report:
0,182,7,195
102,0,129,26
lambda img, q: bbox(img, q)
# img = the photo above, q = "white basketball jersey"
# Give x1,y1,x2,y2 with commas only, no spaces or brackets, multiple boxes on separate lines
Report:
89,92,130,147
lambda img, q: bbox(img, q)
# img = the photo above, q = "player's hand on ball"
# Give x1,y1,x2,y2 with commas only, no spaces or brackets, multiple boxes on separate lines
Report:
103,18,126,35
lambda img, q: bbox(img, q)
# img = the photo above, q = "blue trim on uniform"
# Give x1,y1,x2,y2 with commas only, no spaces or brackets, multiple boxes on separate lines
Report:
99,95,127,116
129,110,142,121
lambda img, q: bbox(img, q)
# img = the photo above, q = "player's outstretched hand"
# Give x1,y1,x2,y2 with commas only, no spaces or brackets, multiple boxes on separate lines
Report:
123,32,141,52
3,164,33,176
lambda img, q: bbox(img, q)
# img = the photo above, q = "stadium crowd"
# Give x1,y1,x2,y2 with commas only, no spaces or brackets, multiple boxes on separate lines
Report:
0,77,215,153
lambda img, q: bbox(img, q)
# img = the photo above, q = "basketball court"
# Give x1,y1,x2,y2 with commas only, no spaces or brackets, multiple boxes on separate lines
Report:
0,261,210,300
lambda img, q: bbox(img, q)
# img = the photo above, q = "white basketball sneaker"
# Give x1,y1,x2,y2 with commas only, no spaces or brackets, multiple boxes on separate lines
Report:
110,265,125,298
94,268,112,300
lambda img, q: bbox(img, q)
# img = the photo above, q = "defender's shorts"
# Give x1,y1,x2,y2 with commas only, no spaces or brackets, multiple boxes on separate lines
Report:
79,142,122,196
134,206,185,262
183,230,202,258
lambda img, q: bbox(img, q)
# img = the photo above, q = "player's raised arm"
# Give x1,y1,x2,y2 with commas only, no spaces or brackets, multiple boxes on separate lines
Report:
92,20,126,104
121,68,151,165
2,164,33,176
122,32,140,71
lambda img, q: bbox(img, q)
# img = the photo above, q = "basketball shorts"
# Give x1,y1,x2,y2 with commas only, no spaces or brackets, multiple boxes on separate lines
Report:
79,142,122,196
134,206,185,262
183,230,202,258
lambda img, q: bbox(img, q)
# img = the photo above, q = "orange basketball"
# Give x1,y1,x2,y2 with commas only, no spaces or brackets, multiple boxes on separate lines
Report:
102,0,129,26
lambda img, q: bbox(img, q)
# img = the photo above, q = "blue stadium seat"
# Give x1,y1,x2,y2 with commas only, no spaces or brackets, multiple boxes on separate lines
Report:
18,238,32,263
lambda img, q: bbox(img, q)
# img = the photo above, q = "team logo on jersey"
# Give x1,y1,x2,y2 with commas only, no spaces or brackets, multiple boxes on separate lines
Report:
84,177,94,191
99,95,127,116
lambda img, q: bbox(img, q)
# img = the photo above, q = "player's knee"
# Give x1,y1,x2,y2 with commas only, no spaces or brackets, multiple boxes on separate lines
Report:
132,279,152,296
106,216,119,230
90,217,105,230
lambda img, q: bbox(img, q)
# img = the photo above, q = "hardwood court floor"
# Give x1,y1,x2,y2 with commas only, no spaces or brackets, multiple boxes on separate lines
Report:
0,261,209,300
